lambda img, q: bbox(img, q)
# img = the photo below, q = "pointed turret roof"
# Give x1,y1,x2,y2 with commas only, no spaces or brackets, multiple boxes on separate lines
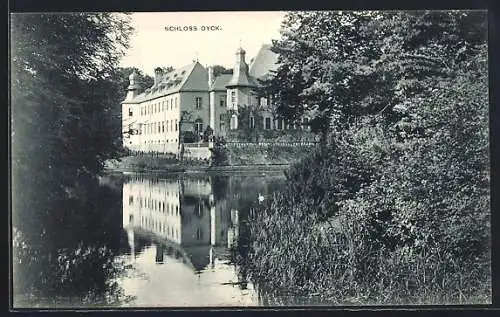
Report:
226,46,256,88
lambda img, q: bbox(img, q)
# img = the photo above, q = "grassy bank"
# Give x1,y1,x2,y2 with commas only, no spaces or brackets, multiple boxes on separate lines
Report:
104,155,292,174
104,155,207,173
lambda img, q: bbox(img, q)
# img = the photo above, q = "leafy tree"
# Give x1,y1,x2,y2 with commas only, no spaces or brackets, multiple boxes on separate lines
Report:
11,12,133,300
116,67,154,96
247,10,490,303
263,11,395,136
178,110,193,145
225,105,265,142
212,65,233,77
161,66,175,74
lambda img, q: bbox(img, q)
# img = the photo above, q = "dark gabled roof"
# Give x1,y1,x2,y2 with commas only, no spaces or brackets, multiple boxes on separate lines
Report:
125,61,204,103
123,44,279,104
249,44,280,80
211,74,232,91
180,63,209,91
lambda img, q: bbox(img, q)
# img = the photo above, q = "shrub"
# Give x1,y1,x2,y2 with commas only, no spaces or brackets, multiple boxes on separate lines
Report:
241,10,490,305
209,137,229,166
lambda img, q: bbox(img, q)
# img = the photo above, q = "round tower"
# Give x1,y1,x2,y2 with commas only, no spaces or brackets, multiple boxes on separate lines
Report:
126,70,141,100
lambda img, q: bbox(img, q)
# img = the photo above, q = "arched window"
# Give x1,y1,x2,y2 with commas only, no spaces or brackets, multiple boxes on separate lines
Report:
230,114,238,130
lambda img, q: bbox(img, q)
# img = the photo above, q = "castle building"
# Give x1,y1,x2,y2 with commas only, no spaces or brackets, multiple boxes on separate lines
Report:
122,175,234,271
121,44,305,154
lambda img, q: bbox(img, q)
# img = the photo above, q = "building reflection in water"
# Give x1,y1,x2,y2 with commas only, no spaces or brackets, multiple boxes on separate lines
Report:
122,175,240,272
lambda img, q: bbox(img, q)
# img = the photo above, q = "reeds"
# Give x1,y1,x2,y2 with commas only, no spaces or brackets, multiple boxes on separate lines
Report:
243,201,491,306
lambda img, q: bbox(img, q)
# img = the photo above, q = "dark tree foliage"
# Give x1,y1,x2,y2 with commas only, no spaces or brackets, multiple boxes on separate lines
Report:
161,66,175,74
116,67,154,96
263,11,396,135
247,10,490,304
225,105,265,142
11,13,134,303
212,65,233,76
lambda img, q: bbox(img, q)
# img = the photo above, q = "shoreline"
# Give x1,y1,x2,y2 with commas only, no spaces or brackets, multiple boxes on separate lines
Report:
103,163,291,175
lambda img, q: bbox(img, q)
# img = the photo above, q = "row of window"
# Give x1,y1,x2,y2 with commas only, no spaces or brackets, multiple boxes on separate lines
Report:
221,116,308,130
139,215,204,241
140,97,179,116
130,195,180,215
228,91,271,107
141,120,178,135
264,117,309,130
214,115,309,130
143,139,178,144
141,216,180,240
130,93,264,118
130,93,274,118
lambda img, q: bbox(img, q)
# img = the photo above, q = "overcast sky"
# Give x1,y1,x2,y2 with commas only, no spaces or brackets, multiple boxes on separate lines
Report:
119,11,287,76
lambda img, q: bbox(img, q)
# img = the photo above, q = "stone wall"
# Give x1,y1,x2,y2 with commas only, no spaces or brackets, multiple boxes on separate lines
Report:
127,143,179,154
183,143,212,161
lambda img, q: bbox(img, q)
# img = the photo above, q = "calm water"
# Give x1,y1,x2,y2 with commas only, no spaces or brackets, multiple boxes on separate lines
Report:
13,171,286,308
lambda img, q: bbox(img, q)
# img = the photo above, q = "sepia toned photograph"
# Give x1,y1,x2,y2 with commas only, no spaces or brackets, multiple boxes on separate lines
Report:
10,10,490,308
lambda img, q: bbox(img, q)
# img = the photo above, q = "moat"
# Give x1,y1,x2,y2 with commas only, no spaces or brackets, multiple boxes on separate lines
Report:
13,171,287,307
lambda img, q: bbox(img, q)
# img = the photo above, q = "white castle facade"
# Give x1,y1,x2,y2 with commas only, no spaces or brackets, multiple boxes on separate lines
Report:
121,44,309,154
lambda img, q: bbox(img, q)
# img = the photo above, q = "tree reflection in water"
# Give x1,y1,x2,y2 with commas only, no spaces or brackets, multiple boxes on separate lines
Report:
13,172,288,307
13,178,134,307
226,176,286,294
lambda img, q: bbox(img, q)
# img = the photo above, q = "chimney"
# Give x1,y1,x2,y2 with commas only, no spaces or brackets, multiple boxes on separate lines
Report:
208,66,214,90
154,67,164,86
